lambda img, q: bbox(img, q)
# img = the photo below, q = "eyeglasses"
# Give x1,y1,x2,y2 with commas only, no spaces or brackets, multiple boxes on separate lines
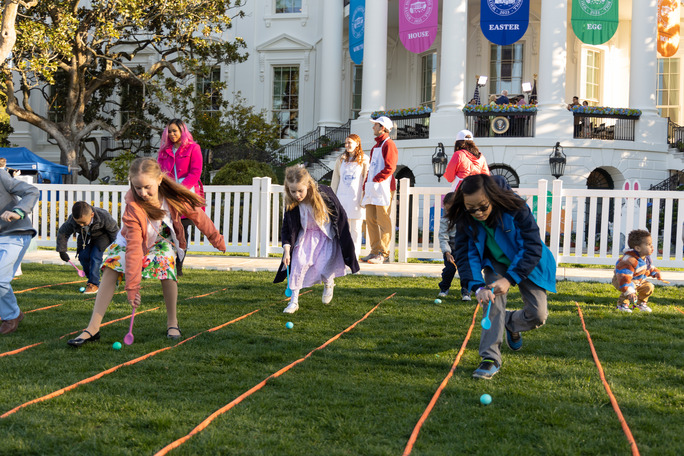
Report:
466,202,490,214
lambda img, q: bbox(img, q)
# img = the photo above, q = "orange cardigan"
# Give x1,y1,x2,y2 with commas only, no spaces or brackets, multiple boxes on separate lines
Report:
120,190,225,302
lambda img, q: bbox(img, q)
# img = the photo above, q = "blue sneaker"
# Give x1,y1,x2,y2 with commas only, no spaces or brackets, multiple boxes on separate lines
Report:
506,327,522,351
472,359,500,379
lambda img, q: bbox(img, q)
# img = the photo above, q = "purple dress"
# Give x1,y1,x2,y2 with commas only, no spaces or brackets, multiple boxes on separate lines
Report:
289,204,346,290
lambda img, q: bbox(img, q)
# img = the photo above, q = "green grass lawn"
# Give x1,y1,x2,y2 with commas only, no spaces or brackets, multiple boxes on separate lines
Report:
1,264,682,455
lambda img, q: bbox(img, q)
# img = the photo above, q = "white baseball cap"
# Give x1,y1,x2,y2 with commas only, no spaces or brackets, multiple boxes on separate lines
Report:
370,116,393,132
456,129,474,141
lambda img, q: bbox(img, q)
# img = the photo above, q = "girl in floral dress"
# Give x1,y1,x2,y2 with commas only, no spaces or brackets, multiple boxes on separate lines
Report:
274,166,359,314
67,158,225,347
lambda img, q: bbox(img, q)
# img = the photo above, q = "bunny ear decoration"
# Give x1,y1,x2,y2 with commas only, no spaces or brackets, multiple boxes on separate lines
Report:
633,181,640,191
623,180,642,192
624,181,630,191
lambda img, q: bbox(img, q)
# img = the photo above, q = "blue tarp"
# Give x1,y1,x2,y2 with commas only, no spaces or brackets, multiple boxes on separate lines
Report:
0,147,70,184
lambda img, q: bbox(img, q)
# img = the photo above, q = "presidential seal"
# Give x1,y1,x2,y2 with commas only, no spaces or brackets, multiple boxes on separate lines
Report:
578,0,613,17
403,0,434,25
486,0,524,17
351,5,365,40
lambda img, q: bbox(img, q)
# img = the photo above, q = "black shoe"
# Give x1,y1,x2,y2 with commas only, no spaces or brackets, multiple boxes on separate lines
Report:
67,329,100,347
167,326,182,340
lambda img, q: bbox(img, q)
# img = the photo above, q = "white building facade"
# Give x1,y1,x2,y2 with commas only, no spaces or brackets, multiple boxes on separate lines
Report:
10,0,684,189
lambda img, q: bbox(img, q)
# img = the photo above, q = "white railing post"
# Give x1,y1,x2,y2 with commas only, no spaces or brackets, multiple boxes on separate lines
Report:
536,179,548,238
549,179,563,262
249,177,262,257
397,177,410,263
258,177,272,258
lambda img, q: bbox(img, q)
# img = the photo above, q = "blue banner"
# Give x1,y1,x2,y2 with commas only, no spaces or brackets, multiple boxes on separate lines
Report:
349,0,365,64
480,0,529,46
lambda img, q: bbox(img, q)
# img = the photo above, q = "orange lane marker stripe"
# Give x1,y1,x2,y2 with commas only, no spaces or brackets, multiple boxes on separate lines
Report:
58,307,161,340
15,280,86,294
25,304,63,313
575,302,640,456
675,306,684,316
185,288,228,300
0,309,260,419
153,293,396,456
402,303,480,456
0,343,44,358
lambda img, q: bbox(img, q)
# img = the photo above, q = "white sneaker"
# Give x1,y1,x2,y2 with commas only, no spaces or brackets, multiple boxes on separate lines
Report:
616,304,633,313
437,290,449,298
633,302,652,312
283,302,299,314
461,293,472,301
322,283,334,304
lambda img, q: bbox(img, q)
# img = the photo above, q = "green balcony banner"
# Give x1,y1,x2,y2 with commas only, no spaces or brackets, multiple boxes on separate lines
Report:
571,0,619,45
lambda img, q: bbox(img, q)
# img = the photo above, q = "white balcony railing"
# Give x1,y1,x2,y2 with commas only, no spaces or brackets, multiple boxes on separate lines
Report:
31,178,684,268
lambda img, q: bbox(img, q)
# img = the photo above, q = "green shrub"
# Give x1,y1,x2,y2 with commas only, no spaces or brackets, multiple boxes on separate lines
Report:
212,159,278,185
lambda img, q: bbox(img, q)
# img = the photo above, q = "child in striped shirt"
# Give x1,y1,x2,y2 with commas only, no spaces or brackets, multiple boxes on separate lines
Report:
612,229,661,313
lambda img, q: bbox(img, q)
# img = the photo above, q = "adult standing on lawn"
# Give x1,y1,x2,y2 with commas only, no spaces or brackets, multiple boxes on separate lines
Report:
331,133,369,258
361,116,397,264
0,168,39,335
443,129,490,192
447,174,556,379
157,119,204,276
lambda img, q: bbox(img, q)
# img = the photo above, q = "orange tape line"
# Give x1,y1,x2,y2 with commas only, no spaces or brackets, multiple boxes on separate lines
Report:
153,293,396,456
0,309,259,419
185,288,228,300
58,307,161,340
15,280,86,294
0,343,44,358
675,307,684,316
25,304,63,314
402,303,479,456
574,302,640,456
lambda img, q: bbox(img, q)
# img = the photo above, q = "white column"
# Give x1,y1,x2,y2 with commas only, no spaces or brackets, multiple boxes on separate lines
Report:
358,0,387,117
428,0,466,139
318,0,343,127
351,0,388,145
629,0,666,145
535,0,573,139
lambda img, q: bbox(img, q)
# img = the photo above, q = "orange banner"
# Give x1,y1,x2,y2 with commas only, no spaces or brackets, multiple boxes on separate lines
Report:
658,0,680,57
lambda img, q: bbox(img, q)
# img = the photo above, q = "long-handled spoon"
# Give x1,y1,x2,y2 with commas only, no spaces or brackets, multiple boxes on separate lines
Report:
124,308,136,345
285,265,292,297
481,298,493,330
68,260,86,278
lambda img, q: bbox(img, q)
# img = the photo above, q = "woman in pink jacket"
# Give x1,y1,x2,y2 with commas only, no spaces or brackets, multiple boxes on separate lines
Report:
443,129,490,192
157,119,204,275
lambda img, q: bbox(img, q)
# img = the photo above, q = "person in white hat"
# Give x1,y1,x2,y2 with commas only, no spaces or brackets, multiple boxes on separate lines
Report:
361,116,397,264
443,129,490,192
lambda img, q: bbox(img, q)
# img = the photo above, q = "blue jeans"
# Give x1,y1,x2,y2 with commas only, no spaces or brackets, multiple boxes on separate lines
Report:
438,252,468,295
0,234,32,320
78,243,104,286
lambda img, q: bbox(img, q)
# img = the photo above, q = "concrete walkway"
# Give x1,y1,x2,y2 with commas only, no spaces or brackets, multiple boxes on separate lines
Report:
20,250,684,285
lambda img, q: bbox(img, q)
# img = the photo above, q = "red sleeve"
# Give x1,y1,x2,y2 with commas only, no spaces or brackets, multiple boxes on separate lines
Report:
372,140,398,183
444,152,465,182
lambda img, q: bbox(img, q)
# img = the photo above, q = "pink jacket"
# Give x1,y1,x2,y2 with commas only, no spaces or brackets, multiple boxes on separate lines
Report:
120,190,225,302
444,149,490,191
157,142,204,197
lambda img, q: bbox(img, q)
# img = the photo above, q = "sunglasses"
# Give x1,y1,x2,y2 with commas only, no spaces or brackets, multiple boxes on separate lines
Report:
466,202,490,214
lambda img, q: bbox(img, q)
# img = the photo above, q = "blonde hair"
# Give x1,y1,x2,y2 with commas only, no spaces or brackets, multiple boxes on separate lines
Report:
129,158,205,221
284,166,330,226
341,134,364,165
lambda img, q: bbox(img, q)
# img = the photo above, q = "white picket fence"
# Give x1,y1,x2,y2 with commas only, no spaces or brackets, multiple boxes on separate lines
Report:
31,178,684,268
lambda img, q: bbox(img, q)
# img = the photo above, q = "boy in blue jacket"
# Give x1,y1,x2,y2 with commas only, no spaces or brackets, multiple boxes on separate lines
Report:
448,174,556,379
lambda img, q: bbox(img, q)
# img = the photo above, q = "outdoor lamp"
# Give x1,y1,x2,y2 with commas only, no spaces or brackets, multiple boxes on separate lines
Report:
549,142,566,179
432,142,448,182
478,75,488,86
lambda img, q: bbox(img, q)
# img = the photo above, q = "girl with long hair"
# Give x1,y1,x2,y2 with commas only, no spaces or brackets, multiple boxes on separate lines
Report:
274,166,359,314
330,134,369,258
67,158,225,347
447,174,556,379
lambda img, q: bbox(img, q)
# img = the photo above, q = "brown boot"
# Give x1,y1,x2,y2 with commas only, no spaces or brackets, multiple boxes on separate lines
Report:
0,311,25,335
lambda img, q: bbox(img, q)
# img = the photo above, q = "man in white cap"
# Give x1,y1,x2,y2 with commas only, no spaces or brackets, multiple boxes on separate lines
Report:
361,116,397,264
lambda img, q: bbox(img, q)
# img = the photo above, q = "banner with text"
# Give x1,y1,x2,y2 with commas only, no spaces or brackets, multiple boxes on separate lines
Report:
480,0,529,46
399,0,438,54
657,0,680,57
571,0,618,45
349,0,365,64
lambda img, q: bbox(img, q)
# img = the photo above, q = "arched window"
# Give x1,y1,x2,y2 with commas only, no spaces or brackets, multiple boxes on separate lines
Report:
587,168,614,189
489,163,520,188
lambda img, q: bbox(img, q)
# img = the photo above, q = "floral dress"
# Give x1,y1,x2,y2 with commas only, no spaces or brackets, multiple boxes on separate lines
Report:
102,222,177,282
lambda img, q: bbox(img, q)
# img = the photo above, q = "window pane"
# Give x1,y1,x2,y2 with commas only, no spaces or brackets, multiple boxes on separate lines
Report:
656,58,680,123
276,0,302,14
489,44,524,96
420,52,436,109
273,66,299,139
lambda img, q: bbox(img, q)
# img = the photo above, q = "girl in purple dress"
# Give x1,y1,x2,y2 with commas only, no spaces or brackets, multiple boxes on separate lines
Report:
274,166,360,314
